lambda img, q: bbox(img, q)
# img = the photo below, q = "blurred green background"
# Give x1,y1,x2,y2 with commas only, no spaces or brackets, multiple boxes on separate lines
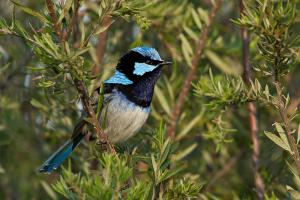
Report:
1,0,300,199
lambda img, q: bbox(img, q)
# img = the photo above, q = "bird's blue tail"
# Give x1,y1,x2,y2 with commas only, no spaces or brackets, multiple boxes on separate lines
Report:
39,133,84,173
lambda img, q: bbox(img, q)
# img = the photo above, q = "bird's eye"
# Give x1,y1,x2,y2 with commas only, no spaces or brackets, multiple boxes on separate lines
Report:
145,60,152,65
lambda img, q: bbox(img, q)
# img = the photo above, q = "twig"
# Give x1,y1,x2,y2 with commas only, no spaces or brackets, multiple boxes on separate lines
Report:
167,0,222,138
73,79,108,144
45,0,62,42
62,0,82,42
274,82,300,173
81,25,99,48
240,1,264,199
92,16,111,75
271,24,300,174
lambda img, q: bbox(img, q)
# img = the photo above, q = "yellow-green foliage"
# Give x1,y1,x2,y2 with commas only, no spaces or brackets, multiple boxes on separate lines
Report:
1,0,300,199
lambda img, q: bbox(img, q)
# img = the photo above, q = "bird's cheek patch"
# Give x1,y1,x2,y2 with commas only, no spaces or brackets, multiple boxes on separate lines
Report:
133,63,157,76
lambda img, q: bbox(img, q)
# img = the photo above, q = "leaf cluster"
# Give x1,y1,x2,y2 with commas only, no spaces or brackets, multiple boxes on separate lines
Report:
235,0,298,78
53,123,201,199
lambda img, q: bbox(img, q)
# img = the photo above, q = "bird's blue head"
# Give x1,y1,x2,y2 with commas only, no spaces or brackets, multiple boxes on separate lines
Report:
105,46,171,85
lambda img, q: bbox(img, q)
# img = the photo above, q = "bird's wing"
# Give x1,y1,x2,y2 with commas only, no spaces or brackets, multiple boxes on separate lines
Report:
71,86,113,140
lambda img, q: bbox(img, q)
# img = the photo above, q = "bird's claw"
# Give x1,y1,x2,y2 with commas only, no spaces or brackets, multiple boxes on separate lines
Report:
95,135,117,155
95,133,109,151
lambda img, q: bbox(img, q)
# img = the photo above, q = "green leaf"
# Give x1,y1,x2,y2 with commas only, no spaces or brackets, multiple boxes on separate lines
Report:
191,8,202,30
297,124,300,144
83,117,94,125
197,7,209,25
79,22,85,46
286,185,300,199
264,85,270,101
40,181,58,200
30,99,48,111
173,143,198,161
163,76,174,101
181,42,192,67
205,50,238,75
176,113,204,141
64,42,71,56
0,164,4,174
286,160,299,177
27,66,46,71
254,79,261,94
183,25,198,41
264,131,292,153
284,94,290,109
11,1,49,24
159,167,183,183
151,154,158,176
154,86,171,115
58,0,73,23
96,84,104,118
274,122,289,146
71,46,90,59
38,80,56,88
94,20,115,35
179,34,193,56
0,63,10,75
160,139,171,166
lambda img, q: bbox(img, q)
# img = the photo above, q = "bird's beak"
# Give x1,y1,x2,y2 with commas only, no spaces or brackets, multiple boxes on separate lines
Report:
159,61,172,66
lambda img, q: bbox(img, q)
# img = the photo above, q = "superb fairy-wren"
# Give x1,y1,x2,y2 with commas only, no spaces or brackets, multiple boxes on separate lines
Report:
39,46,171,173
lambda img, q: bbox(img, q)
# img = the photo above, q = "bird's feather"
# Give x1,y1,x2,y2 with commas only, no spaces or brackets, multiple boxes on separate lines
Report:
104,70,133,85
132,47,162,61
100,90,150,143
133,62,157,76
38,132,84,173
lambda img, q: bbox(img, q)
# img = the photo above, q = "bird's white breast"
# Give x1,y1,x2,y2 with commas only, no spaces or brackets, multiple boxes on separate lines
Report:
100,90,150,143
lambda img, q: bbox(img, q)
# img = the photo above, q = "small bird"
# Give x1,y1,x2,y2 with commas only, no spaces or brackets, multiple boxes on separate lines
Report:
39,46,171,173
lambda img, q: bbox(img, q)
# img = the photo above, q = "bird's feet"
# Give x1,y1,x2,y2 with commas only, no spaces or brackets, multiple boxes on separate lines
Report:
96,133,108,150
95,133,117,155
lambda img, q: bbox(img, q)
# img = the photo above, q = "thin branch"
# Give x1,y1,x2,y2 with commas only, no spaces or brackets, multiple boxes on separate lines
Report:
62,0,81,42
274,82,300,173
73,79,108,144
81,19,114,48
45,1,101,137
45,0,63,42
92,16,111,75
248,102,265,196
271,22,300,174
240,1,264,199
167,0,222,138
81,25,99,48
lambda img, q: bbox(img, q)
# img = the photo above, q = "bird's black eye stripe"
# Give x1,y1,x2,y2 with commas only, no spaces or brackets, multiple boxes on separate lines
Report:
145,60,162,65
